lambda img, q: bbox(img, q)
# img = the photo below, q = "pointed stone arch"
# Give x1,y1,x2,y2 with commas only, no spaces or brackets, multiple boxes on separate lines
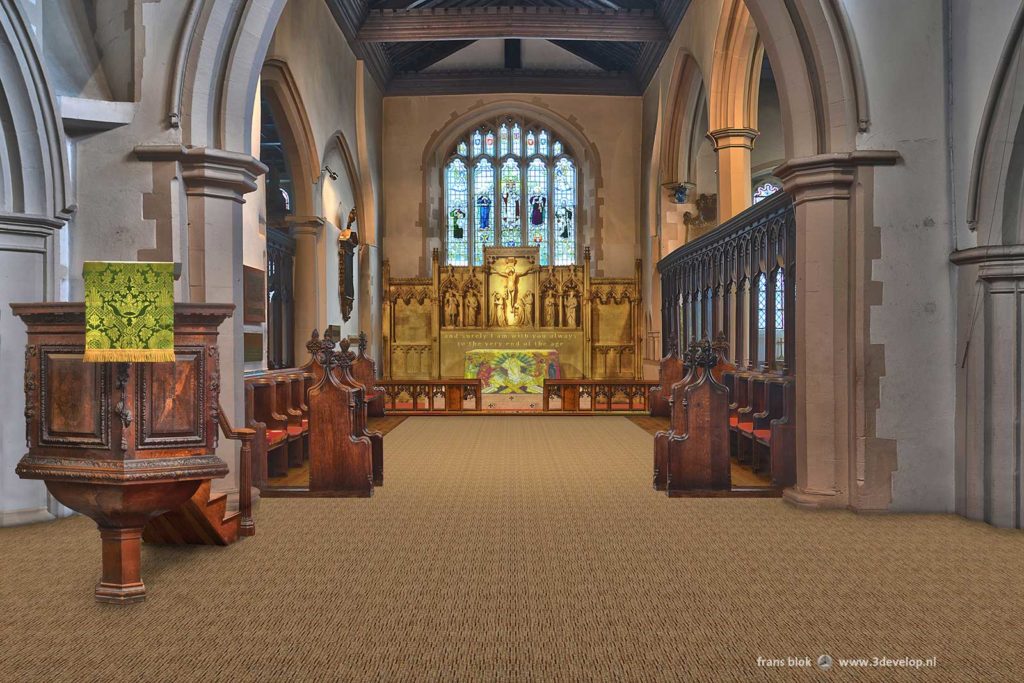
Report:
260,58,320,217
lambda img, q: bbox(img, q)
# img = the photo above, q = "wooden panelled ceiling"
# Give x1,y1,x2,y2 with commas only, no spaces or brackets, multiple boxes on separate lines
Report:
325,0,691,96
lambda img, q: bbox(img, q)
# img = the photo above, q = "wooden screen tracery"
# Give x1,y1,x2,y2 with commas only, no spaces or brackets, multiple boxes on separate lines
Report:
658,191,795,373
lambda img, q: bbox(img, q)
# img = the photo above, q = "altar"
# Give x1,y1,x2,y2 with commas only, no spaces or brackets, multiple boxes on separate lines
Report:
382,246,643,382
465,349,560,394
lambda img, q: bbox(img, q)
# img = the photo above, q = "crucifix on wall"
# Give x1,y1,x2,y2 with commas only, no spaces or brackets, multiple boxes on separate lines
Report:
338,207,359,322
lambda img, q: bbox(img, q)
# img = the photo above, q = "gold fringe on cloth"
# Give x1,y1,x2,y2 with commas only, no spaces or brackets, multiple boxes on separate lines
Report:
81,348,177,363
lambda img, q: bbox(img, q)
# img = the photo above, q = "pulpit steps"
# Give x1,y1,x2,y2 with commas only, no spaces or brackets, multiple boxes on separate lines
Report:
143,480,241,546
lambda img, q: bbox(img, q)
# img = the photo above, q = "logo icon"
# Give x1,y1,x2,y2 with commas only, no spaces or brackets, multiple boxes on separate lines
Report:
817,654,833,671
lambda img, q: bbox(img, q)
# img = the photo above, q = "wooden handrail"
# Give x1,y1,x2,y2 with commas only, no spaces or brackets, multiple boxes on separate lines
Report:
217,404,256,537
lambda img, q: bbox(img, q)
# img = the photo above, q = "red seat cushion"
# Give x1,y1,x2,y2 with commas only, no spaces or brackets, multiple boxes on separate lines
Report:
753,429,772,444
738,422,754,434
729,416,739,427
287,425,303,438
301,419,308,428
266,429,287,446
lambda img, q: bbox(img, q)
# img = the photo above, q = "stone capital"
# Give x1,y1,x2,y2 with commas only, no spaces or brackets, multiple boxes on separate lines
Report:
285,215,326,238
774,151,900,205
706,127,758,151
134,145,267,203
951,245,1024,287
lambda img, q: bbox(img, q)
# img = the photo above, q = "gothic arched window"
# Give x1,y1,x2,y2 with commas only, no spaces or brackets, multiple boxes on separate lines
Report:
444,117,578,266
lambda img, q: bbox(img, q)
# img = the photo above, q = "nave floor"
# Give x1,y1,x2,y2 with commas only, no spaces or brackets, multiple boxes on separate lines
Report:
1,416,1023,682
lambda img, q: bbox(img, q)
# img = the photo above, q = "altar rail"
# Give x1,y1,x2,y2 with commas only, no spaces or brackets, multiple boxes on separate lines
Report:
378,379,484,414
542,379,660,413
658,191,795,373
376,378,658,414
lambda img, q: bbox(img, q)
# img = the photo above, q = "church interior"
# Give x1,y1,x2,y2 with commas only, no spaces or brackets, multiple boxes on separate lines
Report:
2,0,1024,679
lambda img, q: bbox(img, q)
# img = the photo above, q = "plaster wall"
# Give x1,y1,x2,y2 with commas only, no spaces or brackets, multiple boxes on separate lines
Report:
382,93,642,278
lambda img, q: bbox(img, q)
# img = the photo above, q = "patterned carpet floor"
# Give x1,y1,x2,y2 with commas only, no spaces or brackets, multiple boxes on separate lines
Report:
1,416,1023,681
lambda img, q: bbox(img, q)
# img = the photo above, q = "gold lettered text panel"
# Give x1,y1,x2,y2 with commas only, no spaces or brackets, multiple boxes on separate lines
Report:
440,329,584,378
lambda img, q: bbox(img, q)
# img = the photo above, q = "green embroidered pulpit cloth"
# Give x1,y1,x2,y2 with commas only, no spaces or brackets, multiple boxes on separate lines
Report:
83,261,176,363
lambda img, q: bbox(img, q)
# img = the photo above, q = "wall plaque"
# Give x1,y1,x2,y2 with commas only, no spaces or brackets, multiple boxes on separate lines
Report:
243,266,266,324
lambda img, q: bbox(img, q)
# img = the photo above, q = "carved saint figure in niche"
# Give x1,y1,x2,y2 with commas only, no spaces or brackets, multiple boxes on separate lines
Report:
523,291,535,326
565,290,579,328
465,291,480,327
544,291,556,327
444,290,460,327
492,292,505,327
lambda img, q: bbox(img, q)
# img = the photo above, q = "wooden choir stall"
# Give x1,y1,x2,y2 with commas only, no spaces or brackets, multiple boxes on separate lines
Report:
655,191,798,495
243,330,385,496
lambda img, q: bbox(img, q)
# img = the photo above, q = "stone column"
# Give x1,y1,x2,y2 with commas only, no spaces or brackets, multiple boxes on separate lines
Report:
286,215,326,350
951,246,1024,529
707,128,758,222
775,151,899,511
169,146,266,498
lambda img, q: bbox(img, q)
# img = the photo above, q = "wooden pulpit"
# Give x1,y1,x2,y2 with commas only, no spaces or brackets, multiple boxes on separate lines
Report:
12,303,234,603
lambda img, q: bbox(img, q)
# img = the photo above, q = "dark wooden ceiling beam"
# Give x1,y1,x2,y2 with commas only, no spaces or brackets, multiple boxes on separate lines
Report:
325,0,394,86
358,7,668,42
387,40,476,72
386,69,640,96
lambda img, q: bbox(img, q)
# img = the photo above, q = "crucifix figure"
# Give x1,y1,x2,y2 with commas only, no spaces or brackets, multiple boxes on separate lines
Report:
490,257,538,325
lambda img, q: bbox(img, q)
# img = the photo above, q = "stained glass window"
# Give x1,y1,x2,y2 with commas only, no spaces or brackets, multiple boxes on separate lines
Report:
499,125,509,156
774,269,785,361
757,273,767,331
753,180,782,204
553,157,576,265
473,159,495,265
444,116,579,266
445,158,469,266
527,158,549,264
500,158,521,247
756,273,767,364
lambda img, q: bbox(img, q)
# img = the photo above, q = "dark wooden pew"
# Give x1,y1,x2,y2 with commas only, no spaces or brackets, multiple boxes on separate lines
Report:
247,378,290,479
662,339,732,496
351,331,385,418
649,341,686,418
653,342,696,490
334,337,384,487
751,378,796,487
306,333,374,495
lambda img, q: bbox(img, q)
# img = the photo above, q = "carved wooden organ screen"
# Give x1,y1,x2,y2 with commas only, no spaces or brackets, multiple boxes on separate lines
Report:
658,191,795,373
